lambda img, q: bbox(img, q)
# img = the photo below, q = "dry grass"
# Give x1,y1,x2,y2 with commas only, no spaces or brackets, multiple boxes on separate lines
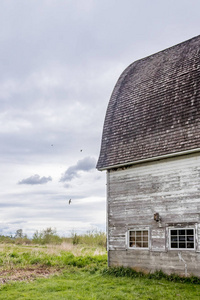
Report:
0,244,200,300
0,242,106,256
0,267,60,284
0,242,107,287
46,242,81,255
39,242,106,256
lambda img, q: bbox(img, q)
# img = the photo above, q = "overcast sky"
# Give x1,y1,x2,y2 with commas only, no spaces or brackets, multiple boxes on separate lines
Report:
1,0,200,237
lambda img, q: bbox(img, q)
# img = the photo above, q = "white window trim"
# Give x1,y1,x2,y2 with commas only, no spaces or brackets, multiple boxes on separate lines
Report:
127,228,150,250
169,227,195,251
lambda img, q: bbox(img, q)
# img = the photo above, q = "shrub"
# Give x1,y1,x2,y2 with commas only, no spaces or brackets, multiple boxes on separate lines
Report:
32,228,62,245
0,235,15,244
72,233,80,245
71,230,106,248
0,227,106,247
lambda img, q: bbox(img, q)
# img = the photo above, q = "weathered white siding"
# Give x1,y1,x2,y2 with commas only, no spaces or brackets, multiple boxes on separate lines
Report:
107,152,200,276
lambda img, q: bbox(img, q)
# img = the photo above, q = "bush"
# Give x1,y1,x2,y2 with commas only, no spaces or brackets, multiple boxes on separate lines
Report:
32,228,62,245
0,227,106,247
72,233,80,245
71,230,106,248
0,235,15,244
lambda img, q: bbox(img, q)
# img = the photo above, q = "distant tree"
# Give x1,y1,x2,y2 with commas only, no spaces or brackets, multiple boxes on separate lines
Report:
14,229,24,238
32,230,41,243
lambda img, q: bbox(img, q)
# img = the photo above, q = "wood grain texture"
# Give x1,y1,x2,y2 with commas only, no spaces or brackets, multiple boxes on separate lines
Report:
107,153,200,276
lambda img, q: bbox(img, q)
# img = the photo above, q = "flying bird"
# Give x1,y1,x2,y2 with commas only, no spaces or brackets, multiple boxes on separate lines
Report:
69,199,71,205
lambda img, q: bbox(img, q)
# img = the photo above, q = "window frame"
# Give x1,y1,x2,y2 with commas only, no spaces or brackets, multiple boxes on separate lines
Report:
127,228,150,250
169,227,195,251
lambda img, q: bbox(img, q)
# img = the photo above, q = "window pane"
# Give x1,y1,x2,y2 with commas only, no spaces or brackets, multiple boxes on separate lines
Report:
179,230,185,236
129,230,149,249
170,228,194,250
179,242,186,248
187,242,194,248
179,236,185,241
171,230,177,235
187,229,193,235
171,243,178,248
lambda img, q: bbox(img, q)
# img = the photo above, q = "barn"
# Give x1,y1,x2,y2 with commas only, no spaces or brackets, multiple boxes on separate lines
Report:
97,35,200,276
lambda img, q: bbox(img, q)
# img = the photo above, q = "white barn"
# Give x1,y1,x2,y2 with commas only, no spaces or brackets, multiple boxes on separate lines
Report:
97,35,200,276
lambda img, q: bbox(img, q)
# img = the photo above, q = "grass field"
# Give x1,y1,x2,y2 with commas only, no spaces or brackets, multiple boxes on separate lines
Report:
0,233,200,299
2,268,200,300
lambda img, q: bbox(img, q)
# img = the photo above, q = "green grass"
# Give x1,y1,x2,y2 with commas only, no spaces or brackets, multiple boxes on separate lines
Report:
0,243,200,299
103,266,200,284
0,243,107,269
1,269,200,300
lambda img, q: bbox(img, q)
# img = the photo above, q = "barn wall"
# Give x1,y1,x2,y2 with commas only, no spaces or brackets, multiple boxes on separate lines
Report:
107,152,200,276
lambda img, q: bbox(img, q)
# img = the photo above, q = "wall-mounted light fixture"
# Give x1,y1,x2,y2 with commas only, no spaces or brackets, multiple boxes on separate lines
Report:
154,212,161,222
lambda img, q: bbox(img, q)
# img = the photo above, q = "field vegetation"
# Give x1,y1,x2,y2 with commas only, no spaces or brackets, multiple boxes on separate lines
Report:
0,228,200,299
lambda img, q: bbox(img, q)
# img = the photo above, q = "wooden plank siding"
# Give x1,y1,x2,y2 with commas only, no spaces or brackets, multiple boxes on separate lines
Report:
107,152,200,276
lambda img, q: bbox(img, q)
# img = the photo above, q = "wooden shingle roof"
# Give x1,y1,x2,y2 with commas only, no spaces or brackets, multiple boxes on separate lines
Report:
97,35,200,170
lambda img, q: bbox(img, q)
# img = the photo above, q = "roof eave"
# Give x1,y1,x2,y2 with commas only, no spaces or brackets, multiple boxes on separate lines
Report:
97,148,200,171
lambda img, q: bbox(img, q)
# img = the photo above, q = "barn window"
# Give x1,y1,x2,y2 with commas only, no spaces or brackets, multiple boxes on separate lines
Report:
128,229,149,249
169,228,195,250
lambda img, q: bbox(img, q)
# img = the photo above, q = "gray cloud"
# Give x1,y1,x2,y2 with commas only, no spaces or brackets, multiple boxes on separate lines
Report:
18,174,52,185
0,0,200,236
60,156,96,182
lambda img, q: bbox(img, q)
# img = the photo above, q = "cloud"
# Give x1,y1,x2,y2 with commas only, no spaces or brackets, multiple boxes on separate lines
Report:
0,0,199,237
60,156,96,182
18,174,52,185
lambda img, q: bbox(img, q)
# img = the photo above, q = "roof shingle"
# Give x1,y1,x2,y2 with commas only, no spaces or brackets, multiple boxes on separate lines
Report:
97,35,200,170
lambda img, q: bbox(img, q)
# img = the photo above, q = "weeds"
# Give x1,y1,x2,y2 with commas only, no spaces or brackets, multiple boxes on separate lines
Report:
32,228,62,245
0,244,200,299
102,266,200,284
0,228,107,248
71,229,106,247
1,261,200,300
1,229,200,300
0,244,107,270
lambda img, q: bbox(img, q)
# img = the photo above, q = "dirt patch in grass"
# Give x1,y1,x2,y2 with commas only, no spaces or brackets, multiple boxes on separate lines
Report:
0,267,60,284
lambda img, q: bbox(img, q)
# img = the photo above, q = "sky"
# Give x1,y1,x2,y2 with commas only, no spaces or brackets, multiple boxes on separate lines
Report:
1,0,200,237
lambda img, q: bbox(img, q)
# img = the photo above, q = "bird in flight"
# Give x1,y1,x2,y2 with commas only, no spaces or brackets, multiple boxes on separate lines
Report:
69,199,71,205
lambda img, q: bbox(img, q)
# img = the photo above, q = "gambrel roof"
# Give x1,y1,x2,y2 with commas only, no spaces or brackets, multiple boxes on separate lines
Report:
97,35,200,170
